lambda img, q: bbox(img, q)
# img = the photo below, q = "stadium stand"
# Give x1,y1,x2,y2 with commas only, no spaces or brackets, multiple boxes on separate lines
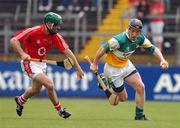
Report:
0,0,179,64
0,0,113,54
78,0,129,59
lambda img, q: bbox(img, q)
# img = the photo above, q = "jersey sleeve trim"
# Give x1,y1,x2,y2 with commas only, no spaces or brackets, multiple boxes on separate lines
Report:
141,37,152,48
103,43,110,53
142,37,156,54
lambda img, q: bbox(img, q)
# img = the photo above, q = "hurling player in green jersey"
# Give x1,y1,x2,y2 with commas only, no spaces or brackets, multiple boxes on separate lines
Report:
90,18,169,120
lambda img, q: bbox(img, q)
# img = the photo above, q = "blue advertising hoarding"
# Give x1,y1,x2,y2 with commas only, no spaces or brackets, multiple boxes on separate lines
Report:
0,61,180,101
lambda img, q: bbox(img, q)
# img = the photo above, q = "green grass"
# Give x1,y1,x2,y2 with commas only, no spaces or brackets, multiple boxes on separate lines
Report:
0,98,179,128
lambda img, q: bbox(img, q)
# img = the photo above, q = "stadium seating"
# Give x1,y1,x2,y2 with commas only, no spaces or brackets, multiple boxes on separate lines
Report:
0,0,27,13
0,0,112,54
0,0,179,64
78,0,129,59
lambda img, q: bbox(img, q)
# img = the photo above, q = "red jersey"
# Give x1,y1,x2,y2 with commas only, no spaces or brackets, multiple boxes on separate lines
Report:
149,1,165,22
15,24,69,59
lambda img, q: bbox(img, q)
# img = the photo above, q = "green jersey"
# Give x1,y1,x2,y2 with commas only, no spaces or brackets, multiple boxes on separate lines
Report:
103,32,155,67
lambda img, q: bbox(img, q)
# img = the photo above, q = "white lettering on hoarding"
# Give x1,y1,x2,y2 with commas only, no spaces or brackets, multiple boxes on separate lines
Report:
172,74,180,92
0,71,31,90
81,72,93,91
0,67,93,92
70,73,78,91
54,72,62,90
154,74,173,93
61,72,70,91
0,72,7,90
154,73,180,93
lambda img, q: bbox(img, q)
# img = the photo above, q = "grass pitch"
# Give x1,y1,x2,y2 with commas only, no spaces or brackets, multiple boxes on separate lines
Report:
0,98,179,128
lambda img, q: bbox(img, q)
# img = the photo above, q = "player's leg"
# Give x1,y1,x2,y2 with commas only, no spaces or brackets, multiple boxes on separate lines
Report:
103,63,128,104
15,78,42,116
17,60,43,104
124,72,149,120
15,59,44,116
34,73,71,119
23,79,43,99
34,73,58,104
114,87,128,102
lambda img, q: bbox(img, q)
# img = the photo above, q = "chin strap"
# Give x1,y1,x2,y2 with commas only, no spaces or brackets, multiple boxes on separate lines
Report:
45,24,56,35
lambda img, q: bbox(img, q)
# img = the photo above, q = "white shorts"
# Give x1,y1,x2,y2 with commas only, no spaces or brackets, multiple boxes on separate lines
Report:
104,60,136,88
21,60,47,78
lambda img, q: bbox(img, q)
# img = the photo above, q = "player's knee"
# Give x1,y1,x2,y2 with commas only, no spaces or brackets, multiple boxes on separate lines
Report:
46,81,54,92
136,83,145,94
47,85,54,92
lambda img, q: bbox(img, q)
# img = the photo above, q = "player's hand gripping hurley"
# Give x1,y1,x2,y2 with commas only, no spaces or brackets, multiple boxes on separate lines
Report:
84,56,119,105
31,57,74,70
84,56,108,90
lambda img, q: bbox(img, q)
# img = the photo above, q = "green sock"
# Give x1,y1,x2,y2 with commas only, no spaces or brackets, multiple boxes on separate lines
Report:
135,107,144,117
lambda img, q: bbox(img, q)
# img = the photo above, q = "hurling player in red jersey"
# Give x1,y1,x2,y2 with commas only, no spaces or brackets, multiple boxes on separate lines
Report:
10,12,84,119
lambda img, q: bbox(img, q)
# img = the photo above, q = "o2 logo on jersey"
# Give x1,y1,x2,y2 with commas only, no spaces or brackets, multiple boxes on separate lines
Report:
38,47,46,56
122,50,135,58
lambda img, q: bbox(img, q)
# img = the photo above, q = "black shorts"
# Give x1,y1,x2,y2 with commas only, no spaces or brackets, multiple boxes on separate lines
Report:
112,85,125,93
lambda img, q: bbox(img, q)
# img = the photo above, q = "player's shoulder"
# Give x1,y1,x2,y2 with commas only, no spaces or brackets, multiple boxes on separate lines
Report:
113,32,127,43
31,25,41,30
113,32,125,39
136,33,146,43
29,25,42,31
52,33,66,43
15,25,41,37
25,25,42,34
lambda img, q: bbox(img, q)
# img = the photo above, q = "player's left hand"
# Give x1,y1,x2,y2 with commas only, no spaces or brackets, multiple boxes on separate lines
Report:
21,53,31,61
160,60,169,69
90,63,98,73
76,68,84,79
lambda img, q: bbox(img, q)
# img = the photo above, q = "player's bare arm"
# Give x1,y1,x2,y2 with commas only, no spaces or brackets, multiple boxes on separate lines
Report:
153,47,169,69
90,46,106,72
141,37,169,69
64,49,84,79
10,37,30,60
91,38,120,72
